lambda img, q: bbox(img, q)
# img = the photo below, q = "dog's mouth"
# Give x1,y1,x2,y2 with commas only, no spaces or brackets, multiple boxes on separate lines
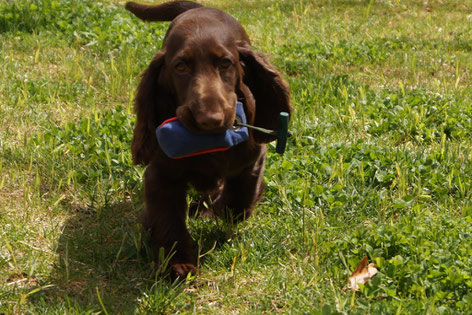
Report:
178,112,234,135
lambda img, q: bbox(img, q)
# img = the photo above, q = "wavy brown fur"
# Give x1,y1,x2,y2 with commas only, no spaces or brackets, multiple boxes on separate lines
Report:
126,1,291,279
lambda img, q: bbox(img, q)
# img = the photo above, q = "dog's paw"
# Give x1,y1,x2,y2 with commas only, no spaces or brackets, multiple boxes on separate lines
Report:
171,263,198,280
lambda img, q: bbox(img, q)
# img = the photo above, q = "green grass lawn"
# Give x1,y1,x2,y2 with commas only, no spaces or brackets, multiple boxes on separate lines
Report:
1,0,472,313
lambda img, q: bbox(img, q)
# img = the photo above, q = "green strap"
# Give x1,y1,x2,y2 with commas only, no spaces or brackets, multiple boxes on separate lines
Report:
235,111,291,155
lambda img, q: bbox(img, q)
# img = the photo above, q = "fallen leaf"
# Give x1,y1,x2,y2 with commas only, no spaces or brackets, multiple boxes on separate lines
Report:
349,256,378,291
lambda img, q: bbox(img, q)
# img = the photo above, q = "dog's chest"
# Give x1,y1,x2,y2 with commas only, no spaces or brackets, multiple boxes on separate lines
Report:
184,146,261,192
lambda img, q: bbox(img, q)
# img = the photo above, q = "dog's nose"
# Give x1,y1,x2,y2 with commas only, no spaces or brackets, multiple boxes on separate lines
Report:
195,112,225,131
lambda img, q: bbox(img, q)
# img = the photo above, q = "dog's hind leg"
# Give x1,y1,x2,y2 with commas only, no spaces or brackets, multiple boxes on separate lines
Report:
213,149,267,222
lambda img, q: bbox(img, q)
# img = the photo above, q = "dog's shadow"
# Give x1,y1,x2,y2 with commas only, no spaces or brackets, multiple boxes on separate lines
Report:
31,195,231,313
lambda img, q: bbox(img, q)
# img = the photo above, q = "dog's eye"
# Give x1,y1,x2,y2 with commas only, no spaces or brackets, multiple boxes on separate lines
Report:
174,61,189,73
218,58,233,69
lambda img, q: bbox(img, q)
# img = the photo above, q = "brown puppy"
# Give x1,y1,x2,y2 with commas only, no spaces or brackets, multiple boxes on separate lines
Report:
126,1,291,279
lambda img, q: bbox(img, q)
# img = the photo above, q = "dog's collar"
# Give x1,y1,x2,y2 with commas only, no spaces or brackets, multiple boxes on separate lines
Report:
156,102,249,159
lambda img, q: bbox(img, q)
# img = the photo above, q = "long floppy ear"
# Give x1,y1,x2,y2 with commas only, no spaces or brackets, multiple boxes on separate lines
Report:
131,52,173,165
238,42,292,143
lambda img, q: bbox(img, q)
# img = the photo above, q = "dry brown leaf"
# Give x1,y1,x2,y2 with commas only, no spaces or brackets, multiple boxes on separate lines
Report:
349,256,378,291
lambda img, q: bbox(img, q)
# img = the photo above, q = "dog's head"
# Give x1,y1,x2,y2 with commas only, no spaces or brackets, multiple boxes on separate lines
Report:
161,10,247,134
127,2,291,164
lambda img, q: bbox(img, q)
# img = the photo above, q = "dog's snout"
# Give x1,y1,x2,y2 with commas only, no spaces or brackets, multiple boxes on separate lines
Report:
195,111,225,131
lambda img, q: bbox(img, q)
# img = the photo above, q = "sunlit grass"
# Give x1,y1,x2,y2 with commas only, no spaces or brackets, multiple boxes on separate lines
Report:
1,0,472,313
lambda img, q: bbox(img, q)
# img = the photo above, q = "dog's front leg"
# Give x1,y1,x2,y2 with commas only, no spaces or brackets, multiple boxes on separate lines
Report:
142,163,197,279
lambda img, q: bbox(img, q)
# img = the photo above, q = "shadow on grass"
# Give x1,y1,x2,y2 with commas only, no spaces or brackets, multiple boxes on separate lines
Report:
29,195,233,313
29,197,157,313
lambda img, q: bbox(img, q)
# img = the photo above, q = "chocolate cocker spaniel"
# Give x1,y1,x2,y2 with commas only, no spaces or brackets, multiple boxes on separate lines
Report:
125,0,291,278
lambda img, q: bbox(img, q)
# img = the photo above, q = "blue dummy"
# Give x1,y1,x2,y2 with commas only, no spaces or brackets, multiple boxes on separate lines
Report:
156,102,249,159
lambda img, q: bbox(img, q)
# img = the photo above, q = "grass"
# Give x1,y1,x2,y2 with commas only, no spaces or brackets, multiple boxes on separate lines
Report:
1,0,472,313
